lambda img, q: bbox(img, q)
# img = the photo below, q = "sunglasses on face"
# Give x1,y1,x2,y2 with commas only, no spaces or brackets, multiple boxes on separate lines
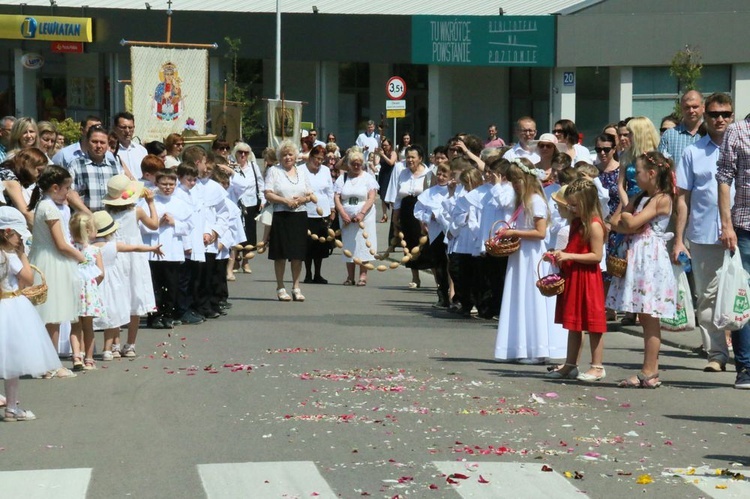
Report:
659,128,669,133
218,146,230,151
595,146,613,154
706,111,733,120
537,143,555,149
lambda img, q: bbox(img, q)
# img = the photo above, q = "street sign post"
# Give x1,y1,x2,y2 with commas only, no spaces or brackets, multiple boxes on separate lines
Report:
386,76,407,144
386,76,406,100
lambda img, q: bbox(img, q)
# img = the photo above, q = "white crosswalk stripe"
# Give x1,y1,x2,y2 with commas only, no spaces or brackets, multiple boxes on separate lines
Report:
0,468,91,498
432,461,588,498
198,461,338,499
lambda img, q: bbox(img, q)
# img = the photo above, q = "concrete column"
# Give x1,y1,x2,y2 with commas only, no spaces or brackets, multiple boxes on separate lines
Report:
732,64,750,118
319,61,339,139
209,56,222,102
427,65,452,152
550,67,576,129
369,63,389,125
609,66,633,121
14,49,37,118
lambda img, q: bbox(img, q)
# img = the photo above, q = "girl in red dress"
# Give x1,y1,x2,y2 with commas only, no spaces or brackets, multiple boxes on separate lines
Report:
545,178,608,382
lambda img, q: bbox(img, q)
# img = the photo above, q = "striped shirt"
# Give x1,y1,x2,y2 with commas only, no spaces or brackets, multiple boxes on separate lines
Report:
716,118,750,230
658,123,701,162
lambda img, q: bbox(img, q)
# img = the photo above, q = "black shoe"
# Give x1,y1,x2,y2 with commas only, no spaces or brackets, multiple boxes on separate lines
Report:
218,301,233,309
161,319,176,328
457,307,473,317
204,311,221,319
216,308,228,316
447,303,462,314
432,300,449,309
303,275,313,284
170,319,182,327
180,311,204,325
151,318,168,329
312,275,328,284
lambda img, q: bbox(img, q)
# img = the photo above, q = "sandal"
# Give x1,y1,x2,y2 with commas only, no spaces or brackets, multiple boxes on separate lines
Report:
3,408,36,422
356,279,367,287
84,358,96,371
343,278,355,286
277,288,292,302
637,371,662,388
72,353,84,372
226,274,236,282
291,288,305,302
577,365,606,382
43,367,77,379
380,214,388,223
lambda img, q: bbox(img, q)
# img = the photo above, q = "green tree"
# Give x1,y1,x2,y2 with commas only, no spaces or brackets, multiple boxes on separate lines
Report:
670,45,703,118
50,117,81,145
222,37,263,141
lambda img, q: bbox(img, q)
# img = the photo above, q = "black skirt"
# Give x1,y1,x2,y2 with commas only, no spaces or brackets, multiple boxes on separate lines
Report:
400,195,433,270
268,210,308,261
306,217,332,260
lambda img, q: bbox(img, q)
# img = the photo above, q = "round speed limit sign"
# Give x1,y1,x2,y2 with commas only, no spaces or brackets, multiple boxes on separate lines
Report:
386,76,406,100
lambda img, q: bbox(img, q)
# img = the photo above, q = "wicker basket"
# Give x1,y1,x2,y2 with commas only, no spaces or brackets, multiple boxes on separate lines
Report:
21,265,48,306
536,258,565,297
485,220,520,257
606,254,627,278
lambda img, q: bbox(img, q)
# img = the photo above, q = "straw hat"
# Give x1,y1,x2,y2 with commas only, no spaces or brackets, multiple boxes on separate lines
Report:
538,133,558,145
551,185,569,206
102,175,145,206
93,211,120,237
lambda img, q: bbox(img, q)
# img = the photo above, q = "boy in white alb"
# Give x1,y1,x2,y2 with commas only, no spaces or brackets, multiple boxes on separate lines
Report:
140,170,193,328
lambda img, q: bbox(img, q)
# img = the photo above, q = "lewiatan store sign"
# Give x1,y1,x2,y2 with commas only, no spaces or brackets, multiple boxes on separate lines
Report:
0,15,92,42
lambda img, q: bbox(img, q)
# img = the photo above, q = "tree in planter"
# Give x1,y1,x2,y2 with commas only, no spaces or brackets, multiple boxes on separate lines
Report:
222,37,263,142
669,45,703,119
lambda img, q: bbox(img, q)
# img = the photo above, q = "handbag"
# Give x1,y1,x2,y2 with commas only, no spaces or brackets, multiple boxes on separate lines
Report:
713,250,750,330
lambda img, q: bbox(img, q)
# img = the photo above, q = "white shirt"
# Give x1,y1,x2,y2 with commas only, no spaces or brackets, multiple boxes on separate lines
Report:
264,165,313,213
414,184,449,243
139,193,193,262
302,164,334,219
502,143,540,164
393,166,431,209
356,132,380,163
228,161,266,207
117,142,148,180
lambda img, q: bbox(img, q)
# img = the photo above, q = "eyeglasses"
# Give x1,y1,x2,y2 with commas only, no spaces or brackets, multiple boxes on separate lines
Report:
706,111,733,120
537,143,555,149
595,146,613,154
237,151,249,155
553,129,564,134
520,129,536,134
217,146,230,151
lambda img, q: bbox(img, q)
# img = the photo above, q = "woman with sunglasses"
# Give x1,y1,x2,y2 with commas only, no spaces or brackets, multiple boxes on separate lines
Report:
229,143,265,275
553,119,592,164
164,133,184,168
595,132,621,322
534,133,562,188
212,139,232,161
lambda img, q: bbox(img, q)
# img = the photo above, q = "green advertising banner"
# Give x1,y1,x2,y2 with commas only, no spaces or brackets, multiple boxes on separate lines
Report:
411,15,555,67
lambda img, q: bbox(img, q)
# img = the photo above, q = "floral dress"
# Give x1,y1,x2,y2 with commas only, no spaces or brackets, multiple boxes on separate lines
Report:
76,244,106,318
605,196,676,318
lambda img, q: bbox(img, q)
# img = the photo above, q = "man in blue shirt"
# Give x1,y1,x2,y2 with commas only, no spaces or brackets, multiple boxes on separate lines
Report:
659,90,704,161
674,93,734,373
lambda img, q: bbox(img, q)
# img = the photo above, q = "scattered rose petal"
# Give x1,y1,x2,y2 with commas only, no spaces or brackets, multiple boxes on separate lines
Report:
635,474,653,484
541,465,553,472
594,395,607,401
544,392,559,398
478,475,489,484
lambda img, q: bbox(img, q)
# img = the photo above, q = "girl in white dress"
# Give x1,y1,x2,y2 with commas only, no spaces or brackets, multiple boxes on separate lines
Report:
68,213,105,371
92,211,164,361
606,151,676,388
333,150,378,286
28,166,86,379
0,206,62,421
494,158,567,363
102,175,159,358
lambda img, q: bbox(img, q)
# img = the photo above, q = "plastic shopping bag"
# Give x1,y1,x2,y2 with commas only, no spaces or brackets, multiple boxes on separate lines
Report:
713,250,750,330
661,265,695,331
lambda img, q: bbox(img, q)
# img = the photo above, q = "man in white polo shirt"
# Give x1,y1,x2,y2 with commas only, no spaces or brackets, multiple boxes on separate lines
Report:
502,116,540,163
673,92,735,373
113,111,148,180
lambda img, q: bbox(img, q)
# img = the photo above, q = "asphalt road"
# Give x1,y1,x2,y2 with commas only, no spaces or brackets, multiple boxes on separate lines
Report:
2,223,749,498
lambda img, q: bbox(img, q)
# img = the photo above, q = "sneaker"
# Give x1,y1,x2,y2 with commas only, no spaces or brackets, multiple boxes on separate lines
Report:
180,311,205,325
122,344,136,358
735,369,750,389
101,351,114,362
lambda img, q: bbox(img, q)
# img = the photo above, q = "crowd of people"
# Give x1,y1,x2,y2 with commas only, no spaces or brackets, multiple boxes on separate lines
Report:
2,91,750,421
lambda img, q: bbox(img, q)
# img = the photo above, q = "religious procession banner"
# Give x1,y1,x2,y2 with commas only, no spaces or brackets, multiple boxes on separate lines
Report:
267,99,302,150
130,46,208,143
